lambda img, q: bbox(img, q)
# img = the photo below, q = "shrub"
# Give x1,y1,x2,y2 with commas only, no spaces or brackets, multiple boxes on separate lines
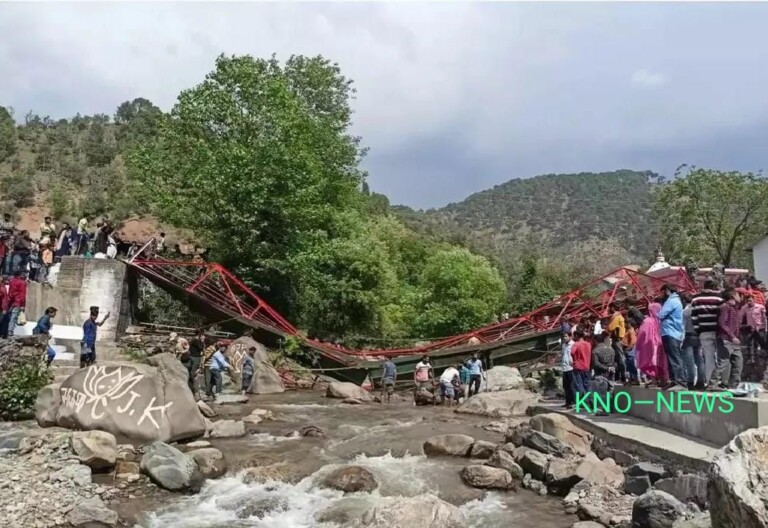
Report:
0,362,52,420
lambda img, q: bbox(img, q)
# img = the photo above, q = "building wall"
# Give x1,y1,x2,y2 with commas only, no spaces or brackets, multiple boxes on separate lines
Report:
26,257,129,343
752,236,768,285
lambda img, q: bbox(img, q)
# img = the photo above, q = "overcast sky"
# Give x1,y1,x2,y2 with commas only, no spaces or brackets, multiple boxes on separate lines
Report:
2,2,768,209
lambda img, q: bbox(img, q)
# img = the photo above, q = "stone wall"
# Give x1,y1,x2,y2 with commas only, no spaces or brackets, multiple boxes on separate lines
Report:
26,257,130,343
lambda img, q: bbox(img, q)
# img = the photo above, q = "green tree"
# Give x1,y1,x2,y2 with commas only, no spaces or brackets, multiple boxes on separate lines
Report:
129,53,366,317
84,122,117,167
114,98,163,147
653,167,768,267
0,106,16,162
1,175,35,208
415,247,506,337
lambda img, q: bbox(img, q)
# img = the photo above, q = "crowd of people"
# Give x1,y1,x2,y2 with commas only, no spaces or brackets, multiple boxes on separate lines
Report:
376,352,487,407
0,212,129,285
559,277,767,410
172,329,258,401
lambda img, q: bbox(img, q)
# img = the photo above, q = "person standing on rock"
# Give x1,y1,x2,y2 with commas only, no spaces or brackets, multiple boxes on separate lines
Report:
658,284,685,390
0,275,11,338
380,357,397,404
6,270,27,338
413,355,434,405
206,342,232,400
187,329,207,395
459,361,470,399
716,288,743,389
33,306,58,366
466,353,485,397
569,330,592,399
81,306,110,368
241,347,256,395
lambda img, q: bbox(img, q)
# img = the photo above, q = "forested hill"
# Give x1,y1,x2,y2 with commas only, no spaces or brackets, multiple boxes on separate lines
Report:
398,170,658,258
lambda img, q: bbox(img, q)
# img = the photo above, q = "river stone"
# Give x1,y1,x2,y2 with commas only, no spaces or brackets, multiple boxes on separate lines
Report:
577,453,624,487
415,388,436,405
322,466,378,493
530,413,593,456
37,354,206,443
196,401,216,418
522,430,575,458
300,425,326,437
709,426,768,528
71,430,117,470
485,366,524,391
140,441,202,491
625,475,653,496
520,449,549,481
186,440,212,449
486,450,524,480
189,447,227,479
53,463,92,486
672,514,712,528
210,419,246,438
423,434,475,457
247,361,285,395
356,493,466,527
0,430,25,451
627,462,666,484
115,461,140,477
545,457,583,496
654,475,708,509
455,390,537,418
572,522,605,528
65,496,118,527
326,382,374,402
461,465,515,490
632,490,686,528
34,383,61,427
469,441,496,459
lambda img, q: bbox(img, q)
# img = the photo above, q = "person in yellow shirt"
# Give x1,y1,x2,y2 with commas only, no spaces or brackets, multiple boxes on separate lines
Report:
608,309,627,382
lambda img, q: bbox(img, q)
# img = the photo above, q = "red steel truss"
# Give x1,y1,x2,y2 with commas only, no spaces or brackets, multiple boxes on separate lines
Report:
127,242,699,361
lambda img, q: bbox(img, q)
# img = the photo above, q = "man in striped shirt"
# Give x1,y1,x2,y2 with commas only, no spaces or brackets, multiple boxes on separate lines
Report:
690,279,724,387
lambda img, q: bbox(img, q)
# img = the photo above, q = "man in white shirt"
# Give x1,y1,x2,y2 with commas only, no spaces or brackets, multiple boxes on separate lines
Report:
561,333,575,409
439,364,460,407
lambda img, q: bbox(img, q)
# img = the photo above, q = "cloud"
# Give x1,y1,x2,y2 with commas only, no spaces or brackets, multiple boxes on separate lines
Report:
631,69,668,88
1,3,768,208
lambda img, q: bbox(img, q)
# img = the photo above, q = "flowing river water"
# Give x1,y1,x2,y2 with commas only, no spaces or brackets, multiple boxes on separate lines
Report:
127,392,571,528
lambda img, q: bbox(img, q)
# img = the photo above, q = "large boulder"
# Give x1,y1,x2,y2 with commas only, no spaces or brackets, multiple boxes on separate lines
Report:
485,366,524,391
423,434,475,457
455,390,538,418
708,426,768,528
487,450,524,480
461,465,515,490
65,496,118,527
35,383,61,427
355,494,466,527
226,336,269,371
414,388,435,405
247,361,285,395
189,447,228,479
469,441,496,459
627,462,666,484
632,490,686,528
322,466,378,493
520,449,549,481
71,430,118,470
522,430,575,458
530,413,593,456
545,457,583,496
326,382,374,402
655,475,708,509
140,441,202,491
576,453,624,487
36,354,206,443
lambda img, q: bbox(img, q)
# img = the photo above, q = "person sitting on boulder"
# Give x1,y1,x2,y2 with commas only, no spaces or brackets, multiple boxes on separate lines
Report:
241,347,256,395
33,306,58,367
81,306,110,368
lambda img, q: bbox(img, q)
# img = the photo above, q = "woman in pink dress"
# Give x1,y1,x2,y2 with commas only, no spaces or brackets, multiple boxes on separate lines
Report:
634,302,669,386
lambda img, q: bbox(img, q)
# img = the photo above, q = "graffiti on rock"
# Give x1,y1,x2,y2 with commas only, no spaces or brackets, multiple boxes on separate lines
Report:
228,343,248,373
60,366,173,428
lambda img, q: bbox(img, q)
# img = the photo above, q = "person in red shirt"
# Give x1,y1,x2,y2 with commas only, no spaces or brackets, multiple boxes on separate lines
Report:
6,270,27,338
0,276,11,338
570,330,593,397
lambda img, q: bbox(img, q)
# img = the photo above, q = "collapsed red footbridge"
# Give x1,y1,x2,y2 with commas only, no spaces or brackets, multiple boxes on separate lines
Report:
126,243,700,385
